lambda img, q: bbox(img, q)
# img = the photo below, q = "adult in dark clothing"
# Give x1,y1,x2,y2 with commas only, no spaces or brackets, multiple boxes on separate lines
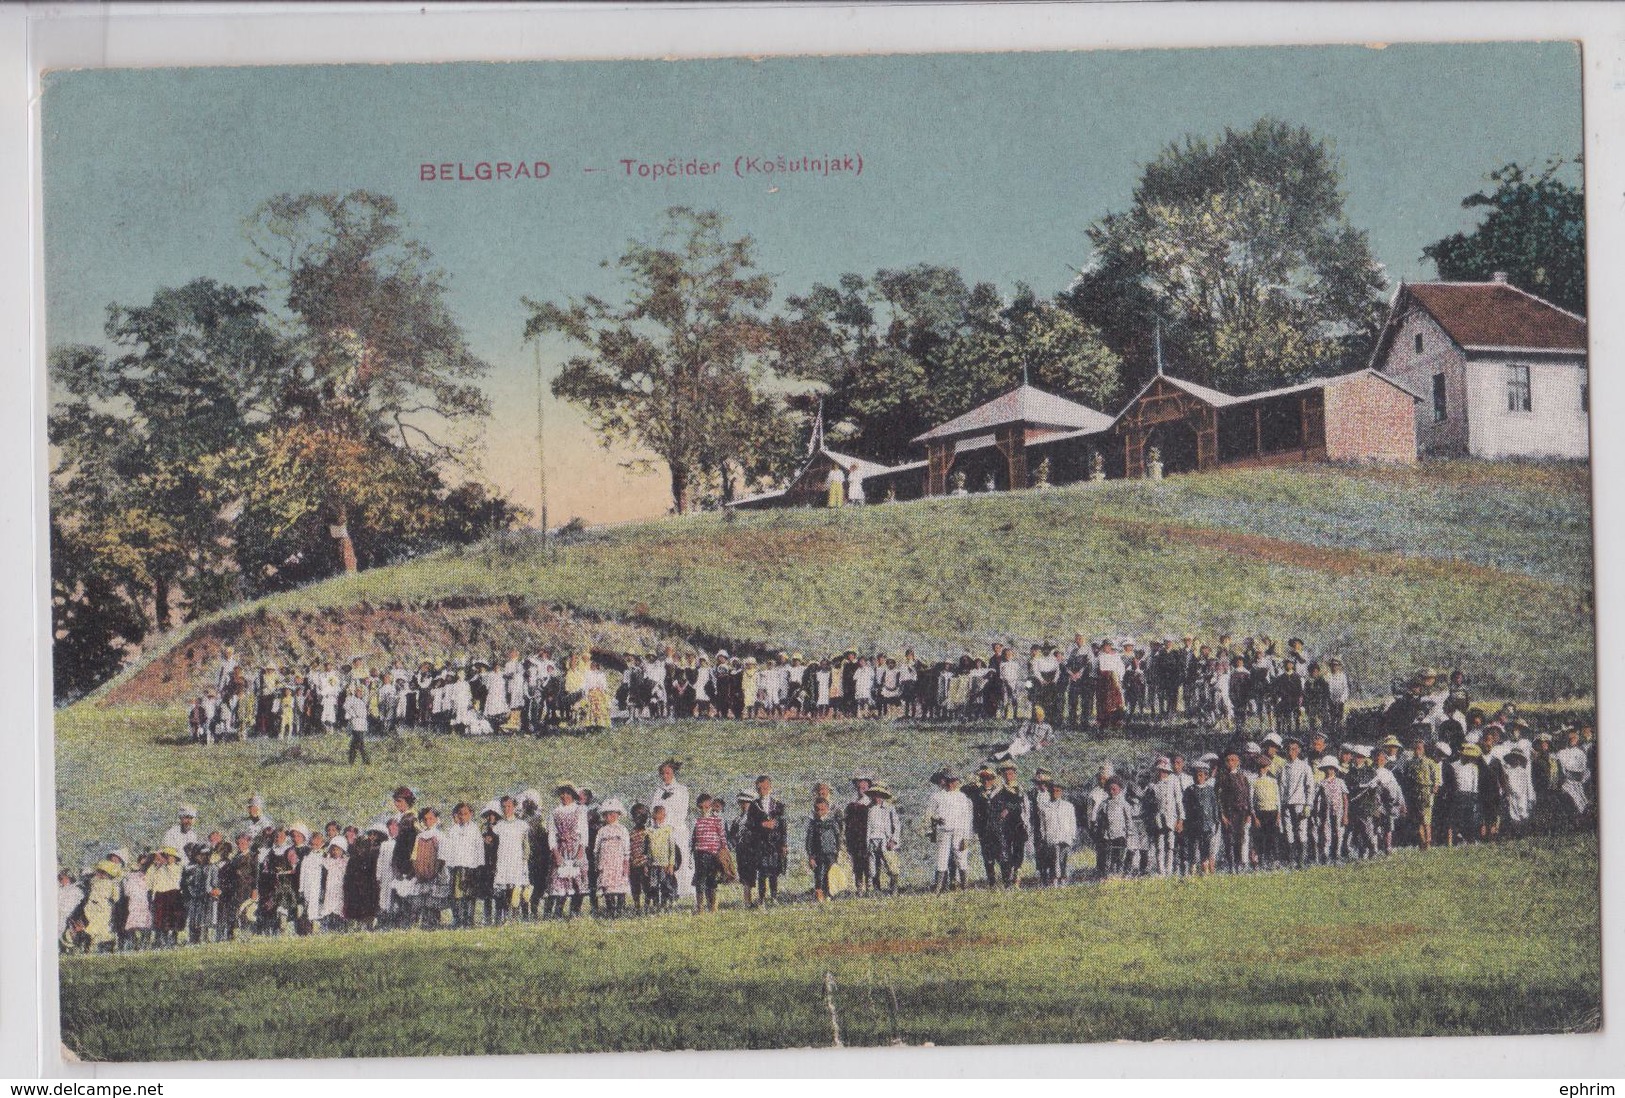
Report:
840,654,860,719
843,775,872,894
390,787,419,881
1063,636,1094,728
969,767,1002,887
745,775,788,904
1215,751,1252,873
991,763,1030,887
526,804,552,918
344,830,382,926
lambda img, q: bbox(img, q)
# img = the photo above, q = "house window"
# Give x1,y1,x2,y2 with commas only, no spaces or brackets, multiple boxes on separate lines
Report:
1432,373,1447,424
1506,364,1533,413
1414,333,1424,355
1581,369,1589,414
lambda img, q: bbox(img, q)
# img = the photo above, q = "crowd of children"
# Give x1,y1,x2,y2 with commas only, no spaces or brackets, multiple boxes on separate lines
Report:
62,707,1595,953
186,632,1377,754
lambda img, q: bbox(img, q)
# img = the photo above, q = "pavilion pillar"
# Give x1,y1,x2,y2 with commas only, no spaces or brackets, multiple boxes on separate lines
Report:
995,423,1029,490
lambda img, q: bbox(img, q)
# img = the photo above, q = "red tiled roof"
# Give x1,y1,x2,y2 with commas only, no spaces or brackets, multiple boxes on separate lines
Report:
1406,282,1586,352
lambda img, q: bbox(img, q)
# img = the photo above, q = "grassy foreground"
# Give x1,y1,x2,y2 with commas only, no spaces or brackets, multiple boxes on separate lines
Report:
59,835,1600,1061
95,461,1596,708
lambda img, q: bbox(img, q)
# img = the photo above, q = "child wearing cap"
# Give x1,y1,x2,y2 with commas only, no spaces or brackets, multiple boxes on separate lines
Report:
1034,778,1077,886
690,795,725,913
864,785,902,896
1094,778,1132,877
645,804,679,909
1312,759,1349,864
182,844,220,945
805,798,843,901
1146,759,1184,877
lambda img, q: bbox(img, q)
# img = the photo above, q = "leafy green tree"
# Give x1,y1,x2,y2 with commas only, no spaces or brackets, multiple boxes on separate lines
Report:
1423,157,1585,314
1074,118,1387,393
777,269,1121,464
49,281,288,628
523,207,788,513
248,190,493,570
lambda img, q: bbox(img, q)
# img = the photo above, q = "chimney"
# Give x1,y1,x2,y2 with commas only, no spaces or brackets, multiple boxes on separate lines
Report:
1491,271,1509,284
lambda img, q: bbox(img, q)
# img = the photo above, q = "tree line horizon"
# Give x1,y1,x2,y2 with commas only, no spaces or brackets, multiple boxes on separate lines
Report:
49,117,1585,702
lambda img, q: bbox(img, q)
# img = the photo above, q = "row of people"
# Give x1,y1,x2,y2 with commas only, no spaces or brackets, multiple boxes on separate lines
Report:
62,713,1594,952
189,633,1373,749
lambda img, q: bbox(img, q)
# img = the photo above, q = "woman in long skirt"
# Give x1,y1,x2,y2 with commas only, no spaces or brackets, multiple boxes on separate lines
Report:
547,785,590,916
584,661,612,729
149,848,185,947
320,839,348,930
120,855,153,951
83,863,120,953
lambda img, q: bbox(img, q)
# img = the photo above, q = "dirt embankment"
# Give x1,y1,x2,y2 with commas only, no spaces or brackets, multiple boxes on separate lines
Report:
101,596,711,709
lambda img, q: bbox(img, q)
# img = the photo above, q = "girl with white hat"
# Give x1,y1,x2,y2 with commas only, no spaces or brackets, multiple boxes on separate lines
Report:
593,799,631,915
546,784,590,917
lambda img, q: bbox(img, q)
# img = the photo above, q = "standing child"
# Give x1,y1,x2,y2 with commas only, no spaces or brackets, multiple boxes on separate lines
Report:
1034,778,1077,886
690,795,726,913
148,847,185,947
645,804,679,909
1094,778,1132,877
546,784,590,917
627,804,651,911
490,796,530,925
120,854,153,951
182,845,220,944
864,784,901,895
594,799,632,915
805,797,843,901
1312,757,1349,864
320,838,348,930
1182,761,1218,875
83,862,121,953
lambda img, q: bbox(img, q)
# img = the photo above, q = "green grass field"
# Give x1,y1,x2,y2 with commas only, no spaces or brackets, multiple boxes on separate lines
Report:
58,835,1600,1061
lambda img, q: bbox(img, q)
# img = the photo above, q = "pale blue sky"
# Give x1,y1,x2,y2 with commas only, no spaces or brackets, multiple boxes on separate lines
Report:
43,43,1582,522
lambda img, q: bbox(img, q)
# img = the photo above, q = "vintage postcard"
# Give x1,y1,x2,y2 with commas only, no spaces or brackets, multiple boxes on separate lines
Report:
42,38,1598,1064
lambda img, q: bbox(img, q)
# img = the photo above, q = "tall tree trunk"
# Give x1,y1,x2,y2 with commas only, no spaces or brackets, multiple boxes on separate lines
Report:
670,464,692,515
152,574,171,631
332,502,359,574
718,461,737,505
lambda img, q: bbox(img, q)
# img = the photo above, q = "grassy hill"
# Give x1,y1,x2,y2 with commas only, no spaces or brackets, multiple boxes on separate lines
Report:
95,459,1595,710
59,835,1600,1061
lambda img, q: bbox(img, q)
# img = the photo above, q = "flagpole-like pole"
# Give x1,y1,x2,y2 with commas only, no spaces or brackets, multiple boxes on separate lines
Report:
535,340,549,554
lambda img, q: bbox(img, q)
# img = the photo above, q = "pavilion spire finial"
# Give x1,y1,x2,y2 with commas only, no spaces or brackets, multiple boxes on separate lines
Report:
807,397,825,457
1155,316,1164,376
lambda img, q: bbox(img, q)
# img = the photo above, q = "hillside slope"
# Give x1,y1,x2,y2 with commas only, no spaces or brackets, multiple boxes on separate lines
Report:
93,460,1594,708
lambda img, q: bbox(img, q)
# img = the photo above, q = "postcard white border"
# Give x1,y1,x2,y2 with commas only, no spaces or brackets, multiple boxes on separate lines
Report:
5,0,1624,1080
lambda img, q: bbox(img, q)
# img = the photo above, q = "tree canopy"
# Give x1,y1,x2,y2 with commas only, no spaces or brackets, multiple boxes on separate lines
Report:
48,193,521,703
524,207,793,512
776,268,1122,464
1423,157,1585,314
1068,118,1388,394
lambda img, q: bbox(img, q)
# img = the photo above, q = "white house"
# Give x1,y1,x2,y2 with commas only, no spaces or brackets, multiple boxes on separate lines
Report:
1370,276,1588,460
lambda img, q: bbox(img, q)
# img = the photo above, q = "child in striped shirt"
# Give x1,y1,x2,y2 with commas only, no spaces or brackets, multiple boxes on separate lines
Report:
690,795,725,913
